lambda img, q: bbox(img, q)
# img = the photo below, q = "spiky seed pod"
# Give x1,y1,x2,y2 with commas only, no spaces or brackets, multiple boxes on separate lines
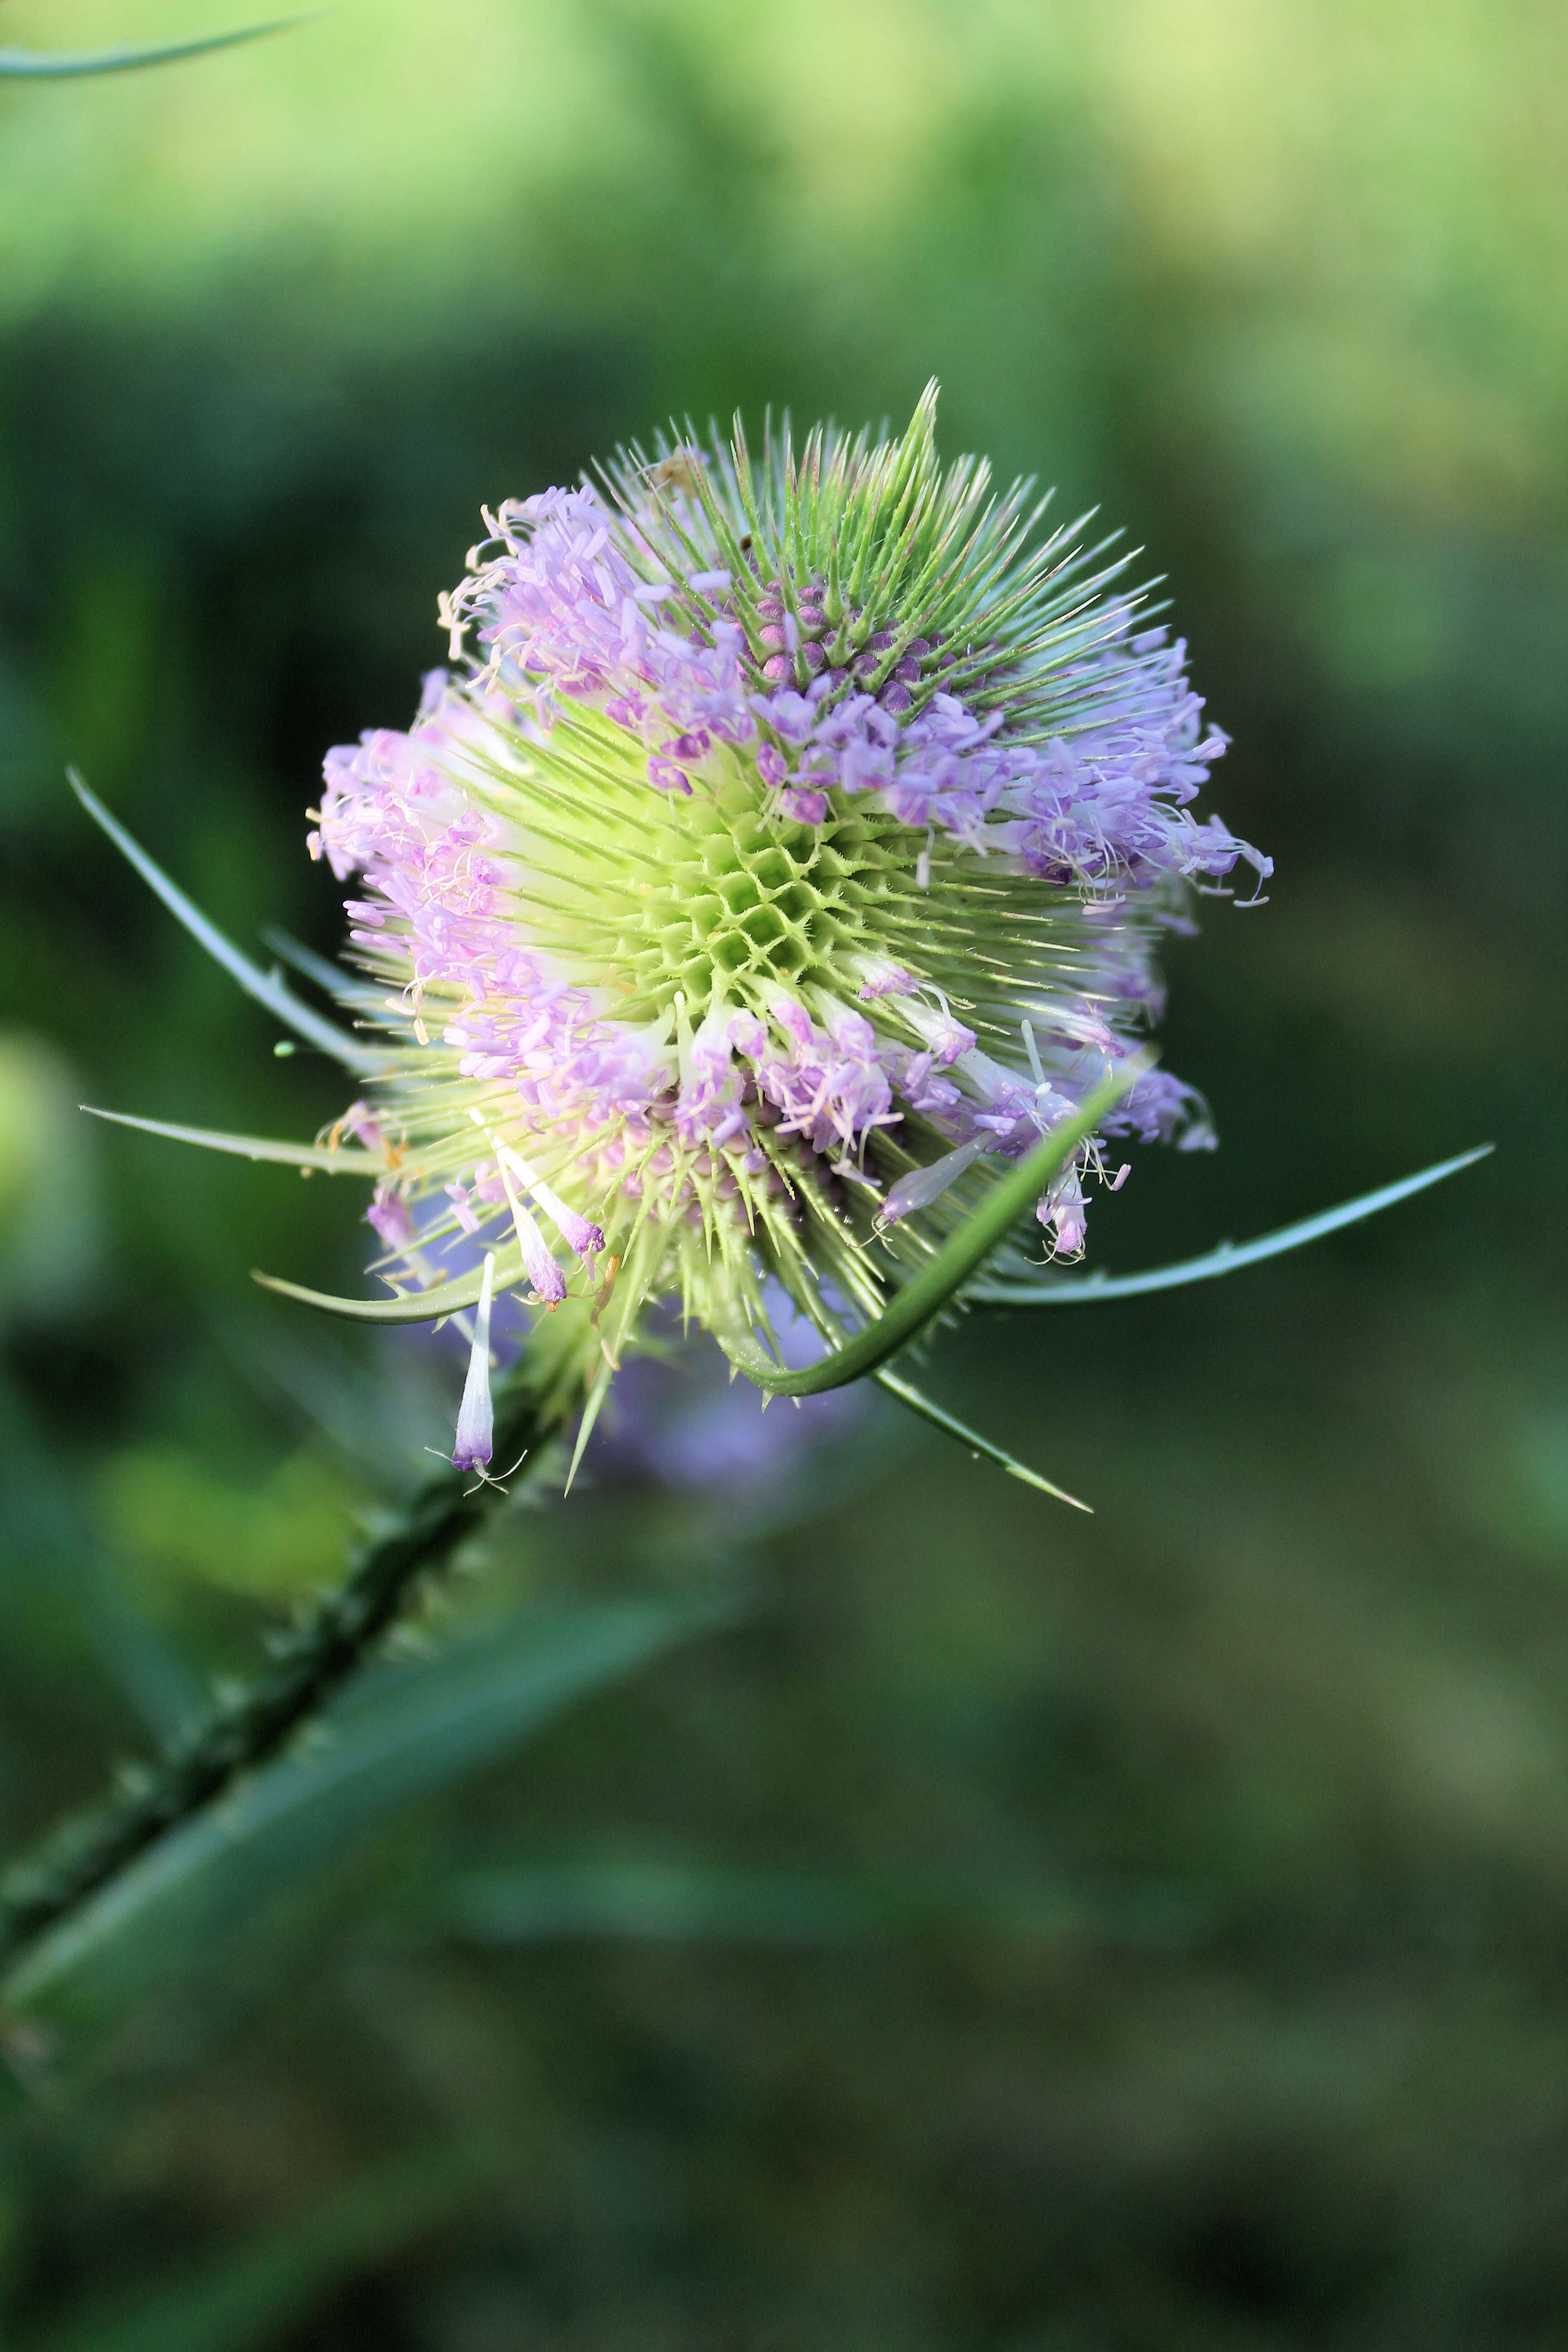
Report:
307,386,1270,1459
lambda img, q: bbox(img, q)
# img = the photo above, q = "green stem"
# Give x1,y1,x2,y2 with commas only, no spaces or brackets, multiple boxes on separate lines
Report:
0,1363,569,1973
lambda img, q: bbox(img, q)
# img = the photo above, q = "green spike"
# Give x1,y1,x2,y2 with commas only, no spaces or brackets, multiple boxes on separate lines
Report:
874,1368,1091,1512
69,770,379,1074
82,1107,389,1176
563,1355,617,1495
970,1147,1494,1306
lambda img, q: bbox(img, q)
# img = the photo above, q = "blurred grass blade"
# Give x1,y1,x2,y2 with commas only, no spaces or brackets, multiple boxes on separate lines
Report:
0,15,317,80
4,1598,726,2034
969,1145,1494,1306
10,2139,486,2352
215,1310,441,1488
68,769,380,1074
874,1367,1090,1512
0,1375,201,1742
715,1058,1144,1397
435,1857,1206,1955
443,1861,887,1948
84,1107,388,1176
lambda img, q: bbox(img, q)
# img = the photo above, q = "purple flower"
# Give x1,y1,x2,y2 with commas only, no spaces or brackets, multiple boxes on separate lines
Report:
309,386,1268,1459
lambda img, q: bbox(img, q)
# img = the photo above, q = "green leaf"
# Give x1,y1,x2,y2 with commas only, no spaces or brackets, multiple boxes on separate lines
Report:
68,770,379,1074
3,1598,725,2035
83,1107,387,1177
715,1058,1144,1396
9,2140,486,2352
874,1367,1090,1512
0,16,317,81
968,1145,1494,1306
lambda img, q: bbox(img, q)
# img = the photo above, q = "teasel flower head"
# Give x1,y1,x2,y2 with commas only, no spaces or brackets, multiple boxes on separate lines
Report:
304,385,1270,1467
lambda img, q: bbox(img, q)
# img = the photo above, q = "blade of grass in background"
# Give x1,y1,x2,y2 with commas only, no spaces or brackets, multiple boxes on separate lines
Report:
0,1376,201,1742
8,2139,487,2352
211,1310,450,1490
433,1857,1206,1953
4,1597,728,2038
443,1859,888,1948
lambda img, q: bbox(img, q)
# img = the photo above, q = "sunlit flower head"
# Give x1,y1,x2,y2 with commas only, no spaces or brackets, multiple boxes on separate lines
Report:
309,386,1269,1461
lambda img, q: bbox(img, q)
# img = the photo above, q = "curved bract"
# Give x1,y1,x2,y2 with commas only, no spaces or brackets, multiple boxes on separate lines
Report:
255,1256,513,1325
969,1147,1493,1307
84,1107,388,1178
70,772,377,1075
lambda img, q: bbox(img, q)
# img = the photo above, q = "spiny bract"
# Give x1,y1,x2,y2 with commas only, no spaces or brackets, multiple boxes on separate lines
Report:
308,386,1270,1466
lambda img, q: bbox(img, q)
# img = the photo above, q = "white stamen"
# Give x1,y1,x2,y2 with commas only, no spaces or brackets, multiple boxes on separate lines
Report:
451,1253,496,1470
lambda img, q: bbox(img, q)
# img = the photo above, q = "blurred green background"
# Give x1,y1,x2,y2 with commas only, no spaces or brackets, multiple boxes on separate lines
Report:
1,0,1566,2343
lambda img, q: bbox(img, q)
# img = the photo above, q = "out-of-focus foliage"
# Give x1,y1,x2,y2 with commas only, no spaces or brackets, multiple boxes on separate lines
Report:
8,1598,726,2035
0,0,1563,2344
9,2142,491,2352
0,1035,101,1324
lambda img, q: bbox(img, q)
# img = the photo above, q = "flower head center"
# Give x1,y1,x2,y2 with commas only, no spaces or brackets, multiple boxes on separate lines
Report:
510,730,921,1027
